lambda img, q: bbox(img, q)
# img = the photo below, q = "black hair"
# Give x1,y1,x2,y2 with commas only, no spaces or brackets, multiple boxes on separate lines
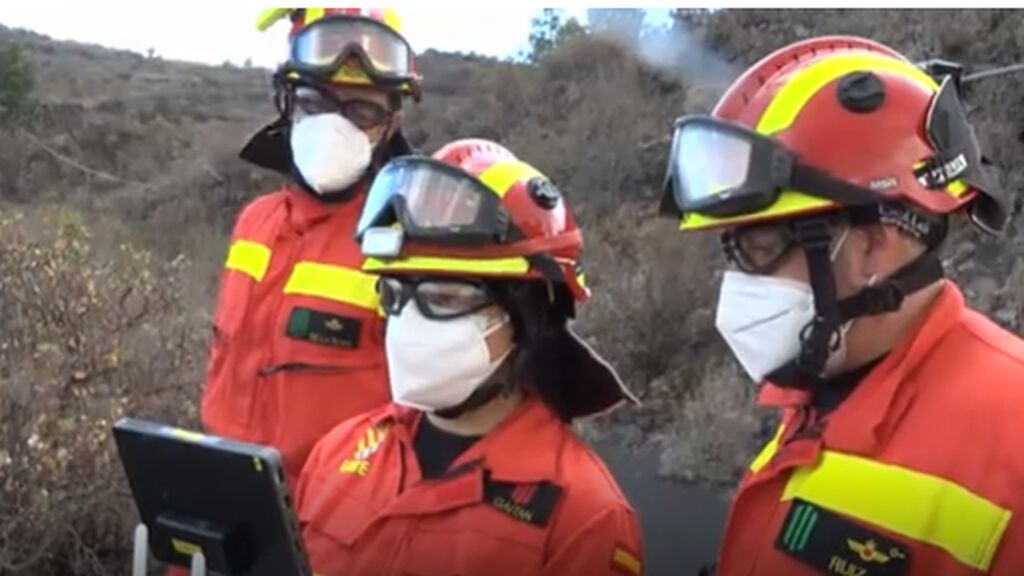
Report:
490,280,577,423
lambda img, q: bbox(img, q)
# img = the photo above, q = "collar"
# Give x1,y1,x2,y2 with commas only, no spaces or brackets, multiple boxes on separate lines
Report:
282,182,367,231
758,280,966,454
373,395,565,484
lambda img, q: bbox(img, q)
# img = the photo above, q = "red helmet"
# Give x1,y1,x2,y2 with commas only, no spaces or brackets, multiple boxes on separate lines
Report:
357,138,589,302
358,139,638,418
432,138,517,167
664,35,1007,235
660,36,1010,377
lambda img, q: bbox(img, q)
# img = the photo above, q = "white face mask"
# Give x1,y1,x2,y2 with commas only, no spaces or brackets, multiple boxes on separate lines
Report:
715,272,817,382
715,225,862,382
289,113,373,194
385,303,514,412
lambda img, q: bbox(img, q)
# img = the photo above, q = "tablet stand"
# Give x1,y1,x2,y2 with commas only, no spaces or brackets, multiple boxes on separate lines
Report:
133,523,208,576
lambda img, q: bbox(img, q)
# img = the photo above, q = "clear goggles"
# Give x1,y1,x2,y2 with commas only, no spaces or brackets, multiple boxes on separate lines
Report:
288,14,415,84
663,79,997,222
662,115,879,219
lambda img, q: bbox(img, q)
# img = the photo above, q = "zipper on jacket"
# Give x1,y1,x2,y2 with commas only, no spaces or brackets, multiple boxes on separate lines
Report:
257,362,361,377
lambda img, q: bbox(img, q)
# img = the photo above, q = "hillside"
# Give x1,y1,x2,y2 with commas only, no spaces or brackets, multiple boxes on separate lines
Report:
1,9,1022,574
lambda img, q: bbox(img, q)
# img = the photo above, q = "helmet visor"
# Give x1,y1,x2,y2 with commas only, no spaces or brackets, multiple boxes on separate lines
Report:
919,76,1007,232
356,157,510,245
290,15,413,81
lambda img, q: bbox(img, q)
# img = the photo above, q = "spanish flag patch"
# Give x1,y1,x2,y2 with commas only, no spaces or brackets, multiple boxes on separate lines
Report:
610,543,642,576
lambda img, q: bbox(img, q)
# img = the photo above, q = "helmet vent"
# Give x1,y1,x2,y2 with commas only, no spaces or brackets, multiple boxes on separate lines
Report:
837,71,886,113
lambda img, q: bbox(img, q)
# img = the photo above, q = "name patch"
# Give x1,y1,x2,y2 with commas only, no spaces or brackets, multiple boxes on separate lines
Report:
484,477,563,527
776,499,911,576
286,307,362,349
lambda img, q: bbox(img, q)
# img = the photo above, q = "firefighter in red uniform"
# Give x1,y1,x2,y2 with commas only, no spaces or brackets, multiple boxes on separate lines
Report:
201,8,422,482
293,139,645,575
659,36,1024,575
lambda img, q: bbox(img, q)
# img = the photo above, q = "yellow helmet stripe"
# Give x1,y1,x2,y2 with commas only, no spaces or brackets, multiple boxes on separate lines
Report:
681,193,834,231
304,8,326,25
380,8,404,33
363,255,531,275
256,8,292,32
757,53,939,136
478,161,545,198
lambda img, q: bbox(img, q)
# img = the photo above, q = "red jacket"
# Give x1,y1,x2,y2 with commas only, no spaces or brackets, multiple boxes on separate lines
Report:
716,281,1024,575
201,184,390,482
294,396,645,576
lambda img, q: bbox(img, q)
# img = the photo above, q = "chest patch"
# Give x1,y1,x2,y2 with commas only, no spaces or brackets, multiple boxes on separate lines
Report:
286,307,362,349
483,478,563,527
339,423,390,477
776,498,911,576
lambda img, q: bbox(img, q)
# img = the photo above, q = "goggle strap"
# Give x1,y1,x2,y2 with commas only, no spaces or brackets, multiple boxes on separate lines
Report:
836,254,945,321
789,163,881,208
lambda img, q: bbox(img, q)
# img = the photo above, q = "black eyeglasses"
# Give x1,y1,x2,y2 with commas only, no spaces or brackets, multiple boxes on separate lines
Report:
377,277,498,320
292,86,393,129
721,217,846,274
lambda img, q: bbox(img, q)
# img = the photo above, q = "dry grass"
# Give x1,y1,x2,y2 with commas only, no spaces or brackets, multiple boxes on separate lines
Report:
0,205,207,574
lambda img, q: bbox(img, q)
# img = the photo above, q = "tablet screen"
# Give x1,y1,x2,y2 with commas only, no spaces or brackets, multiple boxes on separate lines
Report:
113,418,312,576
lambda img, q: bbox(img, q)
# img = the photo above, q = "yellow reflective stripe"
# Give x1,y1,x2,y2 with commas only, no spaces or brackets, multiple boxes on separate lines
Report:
757,53,939,136
611,546,643,576
283,262,380,311
749,423,786,474
576,271,588,289
783,450,1012,571
363,256,531,275
225,240,271,281
947,179,969,197
681,193,834,231
477,160,545,198
171,538,202,557
304,7,325,24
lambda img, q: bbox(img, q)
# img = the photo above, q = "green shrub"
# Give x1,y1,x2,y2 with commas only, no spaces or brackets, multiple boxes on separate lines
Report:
0,42,35,126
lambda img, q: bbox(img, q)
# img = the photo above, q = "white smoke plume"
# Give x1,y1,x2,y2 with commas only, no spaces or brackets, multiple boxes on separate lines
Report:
586,9,740,93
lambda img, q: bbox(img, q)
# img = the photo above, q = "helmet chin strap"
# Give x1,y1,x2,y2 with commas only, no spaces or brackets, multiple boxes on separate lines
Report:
773,217,946,384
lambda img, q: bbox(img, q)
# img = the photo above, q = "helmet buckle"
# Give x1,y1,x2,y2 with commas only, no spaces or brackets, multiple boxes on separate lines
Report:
792,218,833,250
